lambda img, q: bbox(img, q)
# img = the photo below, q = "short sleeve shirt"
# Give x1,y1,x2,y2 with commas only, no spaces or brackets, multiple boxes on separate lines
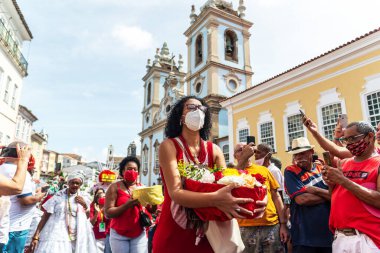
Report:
238,164,280,227
284,163,333,247
0,163,35,232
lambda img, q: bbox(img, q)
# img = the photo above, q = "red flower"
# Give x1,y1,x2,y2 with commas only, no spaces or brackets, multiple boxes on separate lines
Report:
213,171,223,182
238,169,248,174
253,174,266,185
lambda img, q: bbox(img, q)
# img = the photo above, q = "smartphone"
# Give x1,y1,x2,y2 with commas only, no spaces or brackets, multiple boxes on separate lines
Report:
0,147,18,158
246,136,255,145
312,154,319,163
323,151,332,166
339,114,348,129
299,109,306,118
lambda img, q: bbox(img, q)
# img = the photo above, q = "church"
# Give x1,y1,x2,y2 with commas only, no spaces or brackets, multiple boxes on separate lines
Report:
138,0,252,186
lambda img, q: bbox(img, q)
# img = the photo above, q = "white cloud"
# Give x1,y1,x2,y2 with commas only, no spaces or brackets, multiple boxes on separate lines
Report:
111,25,154,51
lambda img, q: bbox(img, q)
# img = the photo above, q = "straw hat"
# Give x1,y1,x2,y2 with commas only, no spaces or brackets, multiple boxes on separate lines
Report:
288,137,315,155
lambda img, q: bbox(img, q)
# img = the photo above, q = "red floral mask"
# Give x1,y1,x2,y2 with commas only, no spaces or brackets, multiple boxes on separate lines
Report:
346,138,369,156
98,197,105,206
124,169,138,183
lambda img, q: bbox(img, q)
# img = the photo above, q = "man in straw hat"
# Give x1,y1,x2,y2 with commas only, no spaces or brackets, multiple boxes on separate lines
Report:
284,137,333,253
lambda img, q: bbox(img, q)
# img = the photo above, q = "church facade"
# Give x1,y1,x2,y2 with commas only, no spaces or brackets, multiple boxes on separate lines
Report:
139,0,253,185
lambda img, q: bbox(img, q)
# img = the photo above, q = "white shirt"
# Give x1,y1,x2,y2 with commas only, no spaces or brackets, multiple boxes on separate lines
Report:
0,196,10,244
268,163,284,192
0,163,36,232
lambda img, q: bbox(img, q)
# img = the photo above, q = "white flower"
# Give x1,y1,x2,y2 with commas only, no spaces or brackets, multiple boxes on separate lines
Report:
217,175,246,186
199,169,215,183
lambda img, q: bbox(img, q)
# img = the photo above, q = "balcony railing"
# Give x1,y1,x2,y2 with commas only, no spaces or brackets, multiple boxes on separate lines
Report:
0,19,28,75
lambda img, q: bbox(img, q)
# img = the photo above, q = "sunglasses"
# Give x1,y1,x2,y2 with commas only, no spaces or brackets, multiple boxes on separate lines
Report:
338,133,367,145
185,104,207,112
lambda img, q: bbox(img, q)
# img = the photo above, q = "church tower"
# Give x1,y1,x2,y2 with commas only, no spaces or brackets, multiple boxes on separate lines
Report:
184,0,253,141
139,43,186,185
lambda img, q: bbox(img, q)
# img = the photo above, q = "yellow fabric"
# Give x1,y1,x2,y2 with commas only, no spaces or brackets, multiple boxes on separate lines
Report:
132,185,164,207
238,164,280,227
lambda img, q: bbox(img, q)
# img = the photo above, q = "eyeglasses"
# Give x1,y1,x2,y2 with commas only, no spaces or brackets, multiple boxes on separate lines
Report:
185,104,207,112
338,134,366,145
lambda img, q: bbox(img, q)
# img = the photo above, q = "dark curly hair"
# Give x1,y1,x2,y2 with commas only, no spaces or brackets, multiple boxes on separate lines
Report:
119,156,141,175
164,96,212,140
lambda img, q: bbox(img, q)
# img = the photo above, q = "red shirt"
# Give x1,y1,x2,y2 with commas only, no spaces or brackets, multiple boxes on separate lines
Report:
110,182,142,238
330,155,380,249
90,203,110,239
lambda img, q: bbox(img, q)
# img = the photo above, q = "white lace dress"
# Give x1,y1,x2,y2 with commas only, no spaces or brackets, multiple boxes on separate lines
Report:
35,189,97,253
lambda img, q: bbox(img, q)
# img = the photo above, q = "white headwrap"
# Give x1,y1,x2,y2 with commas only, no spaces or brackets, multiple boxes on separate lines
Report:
67,171,85,183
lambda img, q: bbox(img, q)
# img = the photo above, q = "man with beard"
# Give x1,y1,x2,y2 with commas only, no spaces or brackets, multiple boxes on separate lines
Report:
284,137,333,253
323,121,380,252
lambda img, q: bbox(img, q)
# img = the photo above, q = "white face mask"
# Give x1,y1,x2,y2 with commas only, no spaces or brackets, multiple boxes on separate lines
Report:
255,153,269,166
184,109,205,132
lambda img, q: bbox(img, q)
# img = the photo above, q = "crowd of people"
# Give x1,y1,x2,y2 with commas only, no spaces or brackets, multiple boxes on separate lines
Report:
0,95,379,253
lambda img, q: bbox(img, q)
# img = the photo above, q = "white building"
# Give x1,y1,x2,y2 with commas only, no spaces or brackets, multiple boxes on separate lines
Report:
0,0,32,145
15,104,37,144
139,0,252,185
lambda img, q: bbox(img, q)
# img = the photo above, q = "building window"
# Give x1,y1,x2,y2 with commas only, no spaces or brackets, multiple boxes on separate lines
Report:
154,144,160,175
225,30,238,62
259,122,275,151
238,128,248,143
146,82,152,105
11,84,18,109
321,103,342,140
195,82,202,94
195,34,203,65
366,91,380,127
287,114,305,149
142,147,149,176
229,80,237,90
15,117,21,138
3,77,11,104
222,145,229,163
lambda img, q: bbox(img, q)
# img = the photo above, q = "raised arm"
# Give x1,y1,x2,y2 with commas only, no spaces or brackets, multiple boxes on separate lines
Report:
0,144,31,196
303,117,352,159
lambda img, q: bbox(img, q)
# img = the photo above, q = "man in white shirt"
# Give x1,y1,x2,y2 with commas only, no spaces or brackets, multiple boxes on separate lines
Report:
0,142,44,253
254,143,285,198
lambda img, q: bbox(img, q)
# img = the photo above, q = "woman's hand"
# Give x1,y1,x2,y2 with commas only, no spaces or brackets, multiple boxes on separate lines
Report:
124,198,140,209
75,196,88,209
253,194,267,218
94,203,100,213
29,238,39,253
213,184,254,219
16,143,32,162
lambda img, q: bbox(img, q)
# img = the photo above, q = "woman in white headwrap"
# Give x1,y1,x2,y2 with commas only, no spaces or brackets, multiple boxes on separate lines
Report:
29,171,97,253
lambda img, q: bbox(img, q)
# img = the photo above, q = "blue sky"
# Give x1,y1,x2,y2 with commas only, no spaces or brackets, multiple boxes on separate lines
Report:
17,0,380,162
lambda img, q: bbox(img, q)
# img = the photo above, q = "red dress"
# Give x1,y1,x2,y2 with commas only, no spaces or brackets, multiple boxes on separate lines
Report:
152,136,215,253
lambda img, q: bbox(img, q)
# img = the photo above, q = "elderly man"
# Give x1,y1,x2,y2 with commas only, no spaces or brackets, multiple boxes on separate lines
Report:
303,117,380,159
255,143,285,199
284,137,333,253
235,143,288,253
0,142,45,253
323,122,380,252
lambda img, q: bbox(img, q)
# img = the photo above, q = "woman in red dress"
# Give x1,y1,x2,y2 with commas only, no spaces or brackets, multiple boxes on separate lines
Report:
153,96,267,253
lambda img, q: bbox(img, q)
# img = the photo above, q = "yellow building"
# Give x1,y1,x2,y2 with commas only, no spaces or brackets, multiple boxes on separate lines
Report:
221,27,380,167
31,130,48,179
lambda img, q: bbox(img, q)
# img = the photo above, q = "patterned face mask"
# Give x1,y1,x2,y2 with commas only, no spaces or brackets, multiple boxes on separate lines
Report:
346,137,369,156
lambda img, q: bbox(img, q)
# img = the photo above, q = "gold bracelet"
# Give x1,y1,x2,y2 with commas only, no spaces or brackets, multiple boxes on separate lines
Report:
32,237,39,241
